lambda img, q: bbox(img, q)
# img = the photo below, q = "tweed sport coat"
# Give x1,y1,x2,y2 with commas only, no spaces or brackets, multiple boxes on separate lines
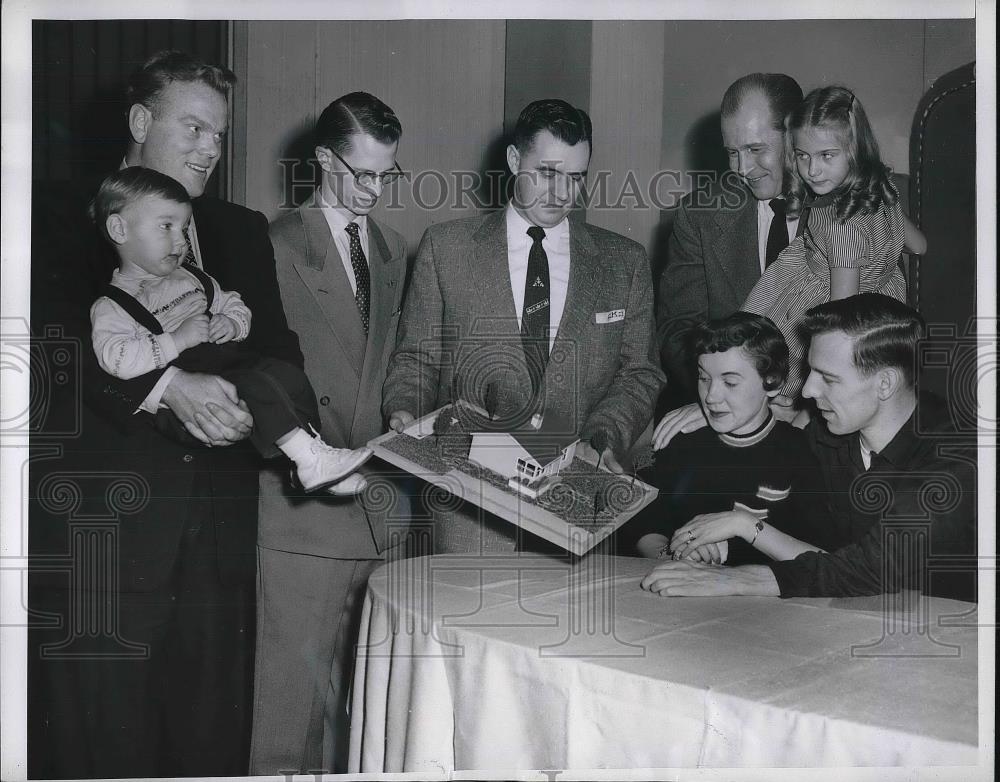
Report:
383,209,664,459
258,196,407,559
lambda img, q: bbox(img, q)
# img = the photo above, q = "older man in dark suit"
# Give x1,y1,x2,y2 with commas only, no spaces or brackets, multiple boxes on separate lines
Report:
251,92,408,775
384,99,664,553
29,51,301,778
657,73,803,404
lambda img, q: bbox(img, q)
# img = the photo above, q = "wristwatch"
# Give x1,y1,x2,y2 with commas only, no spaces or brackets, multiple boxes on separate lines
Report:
750,519,765,546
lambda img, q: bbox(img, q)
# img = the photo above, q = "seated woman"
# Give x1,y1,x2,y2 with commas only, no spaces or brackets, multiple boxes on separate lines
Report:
625,312,836,565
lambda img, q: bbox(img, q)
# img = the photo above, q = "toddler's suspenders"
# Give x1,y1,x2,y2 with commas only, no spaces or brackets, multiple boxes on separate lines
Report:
181,263,216,313
103,263,216,334
103,285,165,334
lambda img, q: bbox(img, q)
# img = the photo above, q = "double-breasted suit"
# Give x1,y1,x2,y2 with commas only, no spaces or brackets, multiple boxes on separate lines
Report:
251,194,407,773
383,208,664,552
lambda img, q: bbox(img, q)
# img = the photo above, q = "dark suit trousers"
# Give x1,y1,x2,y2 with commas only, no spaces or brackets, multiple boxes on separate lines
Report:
223,358,319,457
28,473,255,779
176,347,320,457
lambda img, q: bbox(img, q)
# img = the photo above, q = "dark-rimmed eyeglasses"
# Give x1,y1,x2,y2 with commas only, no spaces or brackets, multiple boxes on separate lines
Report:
328,148,404,188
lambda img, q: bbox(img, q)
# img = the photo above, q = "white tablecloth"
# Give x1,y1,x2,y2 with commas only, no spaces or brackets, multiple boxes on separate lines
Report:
348,554,979,772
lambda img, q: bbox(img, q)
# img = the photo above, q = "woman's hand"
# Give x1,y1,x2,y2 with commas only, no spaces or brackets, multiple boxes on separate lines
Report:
651,403,706,450
669,509,758,559
677,542,725,564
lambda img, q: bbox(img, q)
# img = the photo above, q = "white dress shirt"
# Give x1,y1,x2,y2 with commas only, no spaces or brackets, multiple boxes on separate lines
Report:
756,198,799,272
859,434,874,470
505,204,571,351
318,187,369,296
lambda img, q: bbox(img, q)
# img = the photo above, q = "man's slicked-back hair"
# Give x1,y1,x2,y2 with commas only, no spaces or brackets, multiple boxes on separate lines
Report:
720,73,803,132
315,92,402,155
800,293,924,388
689,311,789,391
513,99,593,155
126,50,236,114
89,167,191,243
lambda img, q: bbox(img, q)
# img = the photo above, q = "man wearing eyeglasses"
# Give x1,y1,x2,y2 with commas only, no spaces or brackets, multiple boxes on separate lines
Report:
384,99,664,553
251,92,408,775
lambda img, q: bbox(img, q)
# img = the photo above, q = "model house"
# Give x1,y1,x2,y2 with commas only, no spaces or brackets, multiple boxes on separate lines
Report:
467,410,579,498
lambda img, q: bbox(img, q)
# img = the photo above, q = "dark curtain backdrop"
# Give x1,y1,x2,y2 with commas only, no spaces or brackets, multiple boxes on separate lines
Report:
32,20,229,198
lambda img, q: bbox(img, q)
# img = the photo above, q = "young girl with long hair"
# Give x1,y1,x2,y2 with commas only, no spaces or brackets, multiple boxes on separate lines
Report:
743,85,926,398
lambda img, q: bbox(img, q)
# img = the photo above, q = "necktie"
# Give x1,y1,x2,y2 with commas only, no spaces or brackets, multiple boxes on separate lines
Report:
522,226,550,393
765,198,788,268
183,224,198,268
345,222,370,334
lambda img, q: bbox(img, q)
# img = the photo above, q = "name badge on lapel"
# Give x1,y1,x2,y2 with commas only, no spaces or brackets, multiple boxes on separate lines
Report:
595,309,625,324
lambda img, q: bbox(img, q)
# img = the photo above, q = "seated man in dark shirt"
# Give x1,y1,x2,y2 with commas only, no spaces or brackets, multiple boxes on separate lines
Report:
624,312,836,565
641,294,977,602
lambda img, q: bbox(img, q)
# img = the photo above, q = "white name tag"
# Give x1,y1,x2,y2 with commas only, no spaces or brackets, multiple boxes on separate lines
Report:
595,309,625,324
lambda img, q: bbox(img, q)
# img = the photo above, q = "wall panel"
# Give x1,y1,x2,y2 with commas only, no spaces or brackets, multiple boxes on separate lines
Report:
588,22,666,254
239,19,506,258
240,21,318,216
31,20,227,192
504,20,592,136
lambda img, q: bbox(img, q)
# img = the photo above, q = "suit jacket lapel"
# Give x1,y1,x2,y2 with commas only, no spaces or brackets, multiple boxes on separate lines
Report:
710,189,760,299
470,210,520,326
293,198,367,375
548,220,600,396
364,218,395,355
348,217,400,441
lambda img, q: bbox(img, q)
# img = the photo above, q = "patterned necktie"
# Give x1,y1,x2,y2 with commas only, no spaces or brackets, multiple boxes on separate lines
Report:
764,198,788,268
183,224,198,268
345,222,371,334
522,226,550,393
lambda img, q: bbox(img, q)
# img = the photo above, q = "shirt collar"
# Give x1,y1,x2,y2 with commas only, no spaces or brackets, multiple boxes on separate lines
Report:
114,266,164,283
809,396,928,469
873,404,924,468
505,202,569,243
318,186,367,236
718,410,776,448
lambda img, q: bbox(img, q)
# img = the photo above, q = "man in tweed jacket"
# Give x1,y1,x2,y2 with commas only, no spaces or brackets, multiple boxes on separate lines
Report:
383,99,664,553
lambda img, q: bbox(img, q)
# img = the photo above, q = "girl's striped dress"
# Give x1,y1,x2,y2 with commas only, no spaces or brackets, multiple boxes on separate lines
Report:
743,191,907,395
